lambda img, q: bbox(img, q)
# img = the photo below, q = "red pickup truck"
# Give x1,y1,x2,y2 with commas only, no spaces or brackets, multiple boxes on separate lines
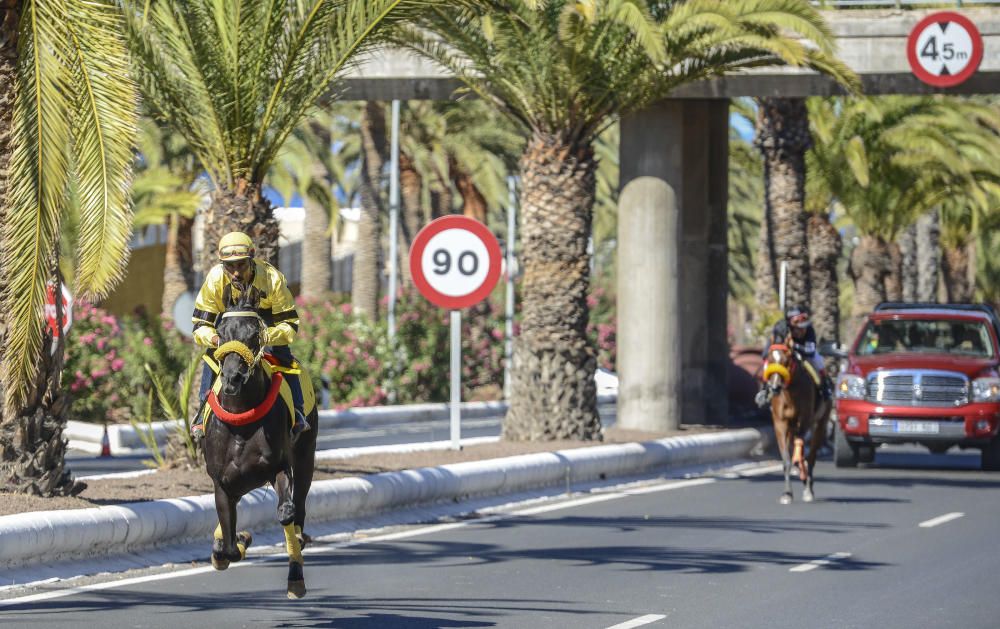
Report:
834,303,1000,470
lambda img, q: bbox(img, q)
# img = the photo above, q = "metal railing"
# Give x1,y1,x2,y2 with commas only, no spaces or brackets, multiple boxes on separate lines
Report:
812,1,1000,7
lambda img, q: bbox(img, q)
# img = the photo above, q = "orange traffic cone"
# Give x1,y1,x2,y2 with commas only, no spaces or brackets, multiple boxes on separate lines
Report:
99,424,112,458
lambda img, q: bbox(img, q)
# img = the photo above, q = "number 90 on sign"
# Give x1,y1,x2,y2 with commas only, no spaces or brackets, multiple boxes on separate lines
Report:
422,229,489,297
410,215,502,310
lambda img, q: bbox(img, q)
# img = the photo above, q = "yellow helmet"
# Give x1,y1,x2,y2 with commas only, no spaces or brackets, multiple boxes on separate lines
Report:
218,232,255,261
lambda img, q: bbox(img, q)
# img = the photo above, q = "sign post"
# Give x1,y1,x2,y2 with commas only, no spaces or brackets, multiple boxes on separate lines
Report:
410,216,502,450
45,281,73,354
907,11,983,88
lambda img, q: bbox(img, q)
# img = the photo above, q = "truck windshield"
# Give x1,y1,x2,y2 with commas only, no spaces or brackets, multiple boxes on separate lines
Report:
856,319,995,358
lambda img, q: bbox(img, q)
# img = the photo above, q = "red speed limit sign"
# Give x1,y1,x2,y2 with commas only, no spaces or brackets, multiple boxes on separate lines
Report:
907,11,983,88
410,215,502,309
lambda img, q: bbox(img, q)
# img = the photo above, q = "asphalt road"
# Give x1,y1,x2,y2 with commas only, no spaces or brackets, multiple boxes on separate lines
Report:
4,447,998,628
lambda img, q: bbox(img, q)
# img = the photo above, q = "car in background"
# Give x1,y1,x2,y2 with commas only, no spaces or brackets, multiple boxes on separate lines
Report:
834,303,1000,470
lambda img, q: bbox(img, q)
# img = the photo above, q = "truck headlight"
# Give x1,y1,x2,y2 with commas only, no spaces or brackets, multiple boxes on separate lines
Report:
971,378,1000,403
836,374,866,400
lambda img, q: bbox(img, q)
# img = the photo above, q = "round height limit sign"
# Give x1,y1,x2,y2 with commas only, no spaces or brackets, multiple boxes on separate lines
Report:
411,215,502,310
907,12,983,88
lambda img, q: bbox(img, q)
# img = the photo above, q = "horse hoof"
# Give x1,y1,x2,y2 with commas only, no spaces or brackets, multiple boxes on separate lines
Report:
779,493,793,505
211,553,230,571
803,489,815,503
287,580,306,599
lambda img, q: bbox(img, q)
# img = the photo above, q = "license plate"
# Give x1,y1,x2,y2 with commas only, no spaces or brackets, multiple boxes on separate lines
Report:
893,420,940,434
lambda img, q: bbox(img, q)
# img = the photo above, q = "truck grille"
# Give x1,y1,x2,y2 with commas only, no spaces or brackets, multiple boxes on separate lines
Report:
866,370,968,407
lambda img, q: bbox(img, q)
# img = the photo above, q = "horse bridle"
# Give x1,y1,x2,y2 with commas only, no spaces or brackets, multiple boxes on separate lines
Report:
214,310,267,385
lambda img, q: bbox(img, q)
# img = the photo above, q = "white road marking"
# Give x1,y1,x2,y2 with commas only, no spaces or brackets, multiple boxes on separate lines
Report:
0,463,763,607
919,512,964,528
734,463,783,477
789,552,852,573
606,614,667,629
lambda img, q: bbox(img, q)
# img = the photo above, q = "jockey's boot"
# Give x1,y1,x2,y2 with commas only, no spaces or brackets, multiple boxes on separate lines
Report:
190,402,207,441
291,408,311,440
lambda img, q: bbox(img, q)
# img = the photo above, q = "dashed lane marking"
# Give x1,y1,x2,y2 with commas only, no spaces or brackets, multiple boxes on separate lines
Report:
919,512,964,528
606,614,667,629
789,552,852,573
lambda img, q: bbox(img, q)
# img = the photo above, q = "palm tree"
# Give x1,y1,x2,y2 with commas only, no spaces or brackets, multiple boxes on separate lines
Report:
353,101,389,317
0,0,137,495
808,96,1000,332
131,118,203,319
400,0,854,440
755,98,812,314
124,0,427,277
270,105,360,300
398,100,523,284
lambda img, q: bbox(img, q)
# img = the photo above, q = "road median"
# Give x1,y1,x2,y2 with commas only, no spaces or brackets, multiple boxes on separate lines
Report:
0,427,765,569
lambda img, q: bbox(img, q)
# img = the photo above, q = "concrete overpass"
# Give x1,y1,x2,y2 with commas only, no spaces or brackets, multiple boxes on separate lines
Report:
340,7,1000,425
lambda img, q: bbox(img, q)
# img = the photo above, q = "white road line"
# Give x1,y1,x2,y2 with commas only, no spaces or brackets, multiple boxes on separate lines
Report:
0,470,732,607
919,512,965,528
789,552,852,573
734,463,783,477
606,614,667,629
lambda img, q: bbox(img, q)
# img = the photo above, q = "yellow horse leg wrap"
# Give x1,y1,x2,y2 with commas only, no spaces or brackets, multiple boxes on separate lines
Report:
237,539,248,560
284,523,304,564
295,525,302,538
214,523,223,540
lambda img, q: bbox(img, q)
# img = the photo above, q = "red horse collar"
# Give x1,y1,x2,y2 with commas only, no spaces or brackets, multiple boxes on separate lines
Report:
208,372,284,426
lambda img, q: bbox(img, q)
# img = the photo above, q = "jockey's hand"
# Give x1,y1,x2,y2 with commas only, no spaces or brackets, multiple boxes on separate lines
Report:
211,334,220,347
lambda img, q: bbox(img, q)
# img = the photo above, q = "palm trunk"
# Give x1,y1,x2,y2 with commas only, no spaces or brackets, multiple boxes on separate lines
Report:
885,241,903,302
300,197,331,299
503,133,600,441
898,223,918,302
200,179,279,273
430,169,452,218
808,213,841,344
451,158,488,223
756,98,811,312
849,234,891,336
916,209,940,302
753,210,778,329
161,213,194,320
352,102,387,318
942,242,973,303
0,262,85,496
399,150,422,288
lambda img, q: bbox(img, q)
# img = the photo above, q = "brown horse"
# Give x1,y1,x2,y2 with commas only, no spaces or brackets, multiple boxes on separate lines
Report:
203,293,318,598
763,335,832,504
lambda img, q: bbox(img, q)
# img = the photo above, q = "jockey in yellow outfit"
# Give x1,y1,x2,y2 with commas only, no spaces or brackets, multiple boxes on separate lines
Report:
190,231,310,439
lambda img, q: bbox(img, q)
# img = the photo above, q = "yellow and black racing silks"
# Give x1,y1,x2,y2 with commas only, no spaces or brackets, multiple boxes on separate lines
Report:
191,259,299,348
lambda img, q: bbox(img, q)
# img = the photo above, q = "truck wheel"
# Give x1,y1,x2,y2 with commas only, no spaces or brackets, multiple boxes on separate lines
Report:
981,437,1000,472
834,424,858,468
857,445,875,464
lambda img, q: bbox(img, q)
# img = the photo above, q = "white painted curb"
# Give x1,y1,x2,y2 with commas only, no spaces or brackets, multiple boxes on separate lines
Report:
0,428,761,569
65,394,617,455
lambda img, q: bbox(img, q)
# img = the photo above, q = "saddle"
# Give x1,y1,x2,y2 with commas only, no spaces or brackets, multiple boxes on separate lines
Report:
201,353,316,426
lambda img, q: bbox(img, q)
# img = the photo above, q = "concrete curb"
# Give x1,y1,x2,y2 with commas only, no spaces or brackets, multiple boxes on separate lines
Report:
65,394,618,455
0,427,762,569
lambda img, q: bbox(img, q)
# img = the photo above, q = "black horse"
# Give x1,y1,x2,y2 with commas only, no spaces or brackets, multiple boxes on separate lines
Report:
203,292,318,599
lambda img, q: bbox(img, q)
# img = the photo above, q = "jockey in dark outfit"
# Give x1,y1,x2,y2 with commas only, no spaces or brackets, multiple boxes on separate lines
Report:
755,305,832,407
189,231,310,440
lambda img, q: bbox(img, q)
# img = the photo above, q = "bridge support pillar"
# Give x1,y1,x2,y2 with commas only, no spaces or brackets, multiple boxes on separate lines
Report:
618,99,730,429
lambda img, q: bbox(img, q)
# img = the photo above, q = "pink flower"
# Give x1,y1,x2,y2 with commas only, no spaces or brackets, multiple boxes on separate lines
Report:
110,358,125,372
92,369,109,379
96,339,107,350
143,337,153,346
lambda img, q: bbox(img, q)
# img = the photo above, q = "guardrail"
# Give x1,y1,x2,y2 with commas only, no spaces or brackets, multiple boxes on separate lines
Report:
812,1,1000,7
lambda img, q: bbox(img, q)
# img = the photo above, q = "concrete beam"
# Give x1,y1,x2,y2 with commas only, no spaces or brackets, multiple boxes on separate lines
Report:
336,8,1000,100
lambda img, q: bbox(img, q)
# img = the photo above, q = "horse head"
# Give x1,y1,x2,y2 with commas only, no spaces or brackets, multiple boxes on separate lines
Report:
214,290,266,397
763,336,796,395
